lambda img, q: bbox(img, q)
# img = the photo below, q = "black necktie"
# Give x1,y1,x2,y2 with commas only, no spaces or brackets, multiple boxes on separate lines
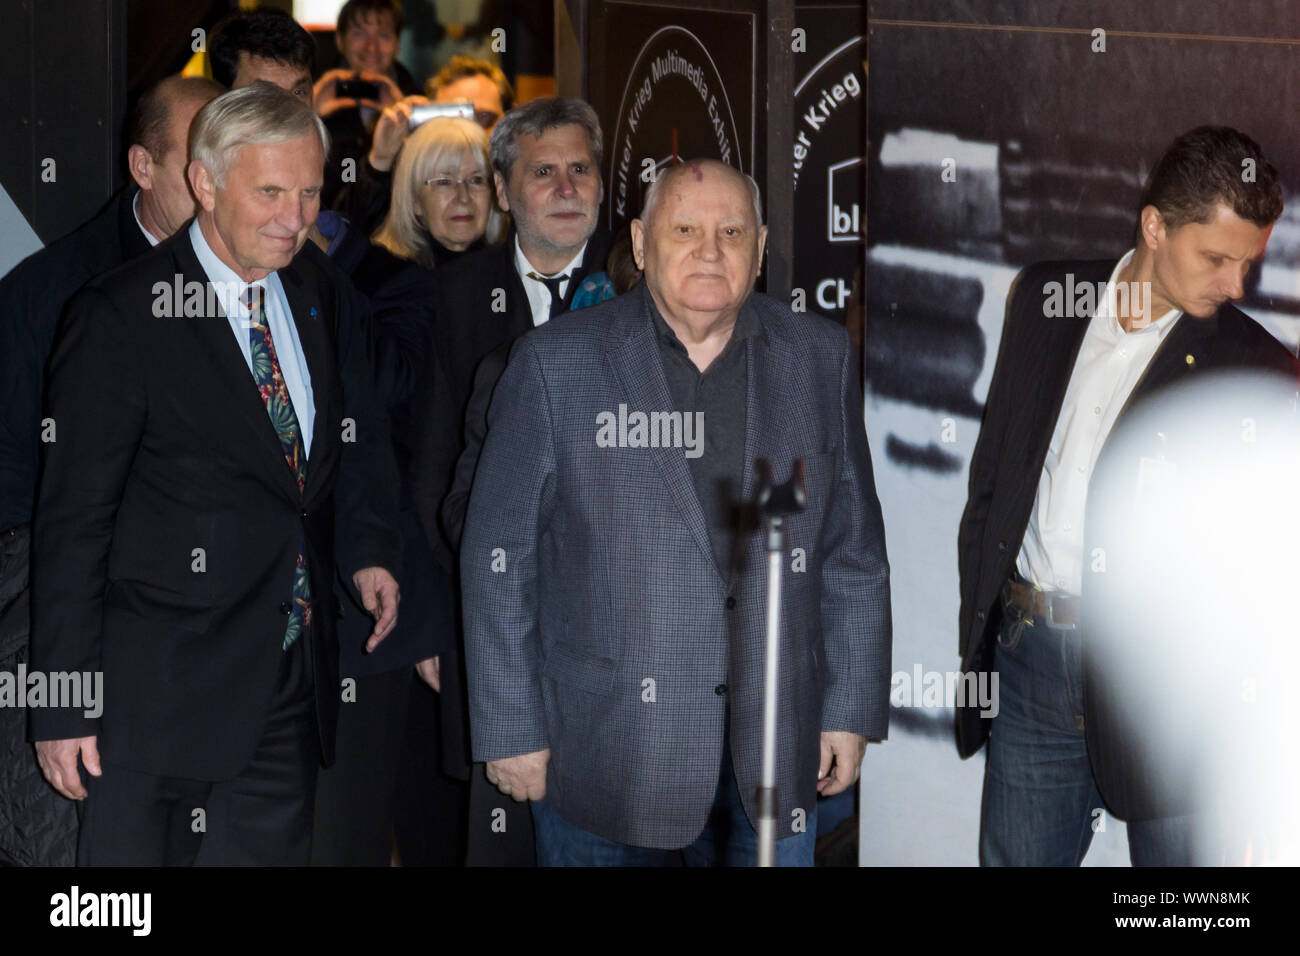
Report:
528,272,570,320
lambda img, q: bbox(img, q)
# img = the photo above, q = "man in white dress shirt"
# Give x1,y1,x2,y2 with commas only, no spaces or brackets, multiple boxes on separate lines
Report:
957,126,1298,866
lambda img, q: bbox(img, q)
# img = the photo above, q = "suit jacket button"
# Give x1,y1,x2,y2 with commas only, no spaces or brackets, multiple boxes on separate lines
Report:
725,596,736,610
279,601,292,615
715,683,728,696
975,610,986,622
300,509,308,518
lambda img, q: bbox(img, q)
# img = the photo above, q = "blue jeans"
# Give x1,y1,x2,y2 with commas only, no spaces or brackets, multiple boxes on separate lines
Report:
532,735,817,866
980,609,1200,866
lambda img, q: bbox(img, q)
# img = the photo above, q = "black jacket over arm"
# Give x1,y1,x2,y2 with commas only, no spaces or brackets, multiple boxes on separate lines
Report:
28,228,402,780
410,229,611,571
334,159,394,238
337,243,455,675
440,342,509,549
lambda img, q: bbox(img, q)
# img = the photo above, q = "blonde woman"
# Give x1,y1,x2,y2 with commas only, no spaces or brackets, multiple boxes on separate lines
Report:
373,116,505,271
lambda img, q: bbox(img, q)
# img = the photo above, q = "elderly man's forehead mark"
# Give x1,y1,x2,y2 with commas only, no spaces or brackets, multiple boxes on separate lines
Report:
671,159,708,183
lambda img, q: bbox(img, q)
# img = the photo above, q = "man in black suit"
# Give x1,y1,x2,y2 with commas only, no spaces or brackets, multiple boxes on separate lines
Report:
0,74,220,867
409,97,610,865
28,84,402,866
957,126,1298,866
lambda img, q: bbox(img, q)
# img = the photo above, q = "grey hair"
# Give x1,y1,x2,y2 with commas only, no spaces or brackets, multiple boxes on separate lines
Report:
190,82,330,188
640,160,764,228
488,96,603,185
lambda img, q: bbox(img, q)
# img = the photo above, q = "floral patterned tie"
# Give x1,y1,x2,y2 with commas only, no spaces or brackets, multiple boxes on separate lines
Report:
243,286,311,651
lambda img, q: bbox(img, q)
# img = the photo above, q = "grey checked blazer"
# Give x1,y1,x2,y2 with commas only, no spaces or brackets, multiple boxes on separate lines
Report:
460,283,891,849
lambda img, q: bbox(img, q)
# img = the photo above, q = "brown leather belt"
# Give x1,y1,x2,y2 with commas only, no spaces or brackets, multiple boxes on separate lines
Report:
1001,576,1080,630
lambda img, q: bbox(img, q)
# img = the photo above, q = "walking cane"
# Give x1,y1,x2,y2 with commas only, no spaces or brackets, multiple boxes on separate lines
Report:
753,458,806,866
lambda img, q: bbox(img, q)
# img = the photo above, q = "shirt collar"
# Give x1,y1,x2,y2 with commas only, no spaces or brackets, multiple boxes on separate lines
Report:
515,236,587,283
1101,248,1182,337
188,219,273,316
132,191,161,247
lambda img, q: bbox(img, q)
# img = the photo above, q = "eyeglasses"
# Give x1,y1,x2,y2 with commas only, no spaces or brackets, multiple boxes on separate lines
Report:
423,174,491,195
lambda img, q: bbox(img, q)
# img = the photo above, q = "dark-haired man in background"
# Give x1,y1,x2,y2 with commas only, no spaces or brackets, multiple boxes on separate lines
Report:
0,73,220,866
207,6,316,102
313,0,416,207
958,126,1299,866
330,0,419,95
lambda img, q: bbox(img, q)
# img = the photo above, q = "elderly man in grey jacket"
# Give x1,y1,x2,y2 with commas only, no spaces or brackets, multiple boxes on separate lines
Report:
460,159,891,866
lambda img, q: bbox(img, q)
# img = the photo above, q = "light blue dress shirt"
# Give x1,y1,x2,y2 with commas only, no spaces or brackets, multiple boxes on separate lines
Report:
188,219,315,458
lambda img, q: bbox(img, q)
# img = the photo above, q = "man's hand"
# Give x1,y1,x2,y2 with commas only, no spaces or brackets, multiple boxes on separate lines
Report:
817,731,867,796
485,749,550,802
367,95,428,171
353,566,400,651
34,736,101,800
415,655,440,691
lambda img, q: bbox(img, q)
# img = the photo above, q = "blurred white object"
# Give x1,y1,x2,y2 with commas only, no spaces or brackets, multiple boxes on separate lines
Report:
1085,370,1300,865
